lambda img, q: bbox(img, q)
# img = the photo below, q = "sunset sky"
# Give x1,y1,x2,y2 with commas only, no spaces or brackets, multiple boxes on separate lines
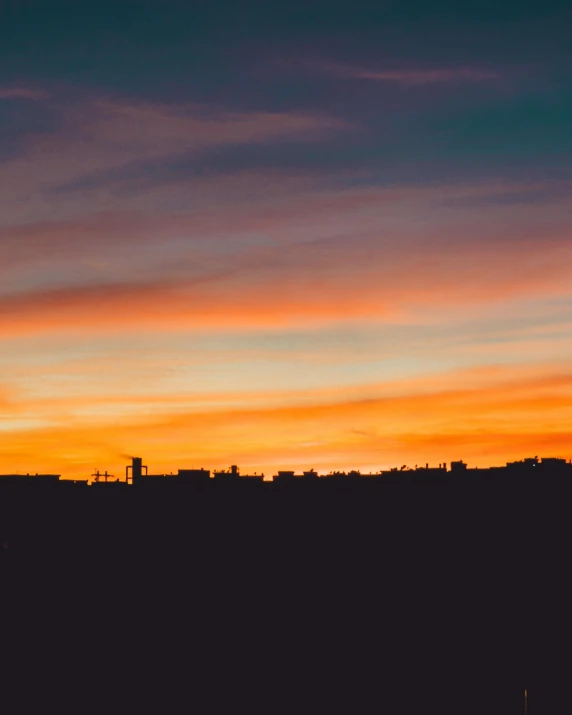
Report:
1,0,572,478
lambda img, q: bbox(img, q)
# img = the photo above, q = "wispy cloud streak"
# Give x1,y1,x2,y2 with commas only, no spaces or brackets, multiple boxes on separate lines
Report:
0,87,48,100
309,61,499,85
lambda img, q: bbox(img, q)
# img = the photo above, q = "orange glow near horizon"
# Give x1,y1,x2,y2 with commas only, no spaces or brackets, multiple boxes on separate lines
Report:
3,361,572,479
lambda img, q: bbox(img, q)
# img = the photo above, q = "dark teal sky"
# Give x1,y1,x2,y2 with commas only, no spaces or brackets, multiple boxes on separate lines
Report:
2,0,572,183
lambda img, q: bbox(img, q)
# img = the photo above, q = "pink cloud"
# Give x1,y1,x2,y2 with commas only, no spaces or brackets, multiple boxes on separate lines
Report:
1,178,571,331
1,211,572,337
309,61,498,85
0,87,48,100
88,98,346,151
0,96,349,224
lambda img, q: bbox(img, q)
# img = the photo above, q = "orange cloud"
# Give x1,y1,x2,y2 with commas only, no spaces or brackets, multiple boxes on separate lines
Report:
0,278,400,336
2,362,572,479
2,217,572,338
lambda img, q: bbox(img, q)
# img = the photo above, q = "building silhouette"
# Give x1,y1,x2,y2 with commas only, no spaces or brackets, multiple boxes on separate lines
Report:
3,453,572,490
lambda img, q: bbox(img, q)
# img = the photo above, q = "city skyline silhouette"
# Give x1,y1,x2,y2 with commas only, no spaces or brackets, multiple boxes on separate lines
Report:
3,451,572,485
2,446,570,713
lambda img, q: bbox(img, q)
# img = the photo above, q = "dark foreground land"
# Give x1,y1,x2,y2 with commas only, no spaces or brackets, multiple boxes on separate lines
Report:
2,474,571,713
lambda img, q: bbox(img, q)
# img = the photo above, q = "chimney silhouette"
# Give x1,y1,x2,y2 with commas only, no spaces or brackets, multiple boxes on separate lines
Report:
126,457,147,485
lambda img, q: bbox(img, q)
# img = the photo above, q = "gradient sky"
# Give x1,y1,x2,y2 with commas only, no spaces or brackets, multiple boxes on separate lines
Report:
2,0,572,478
